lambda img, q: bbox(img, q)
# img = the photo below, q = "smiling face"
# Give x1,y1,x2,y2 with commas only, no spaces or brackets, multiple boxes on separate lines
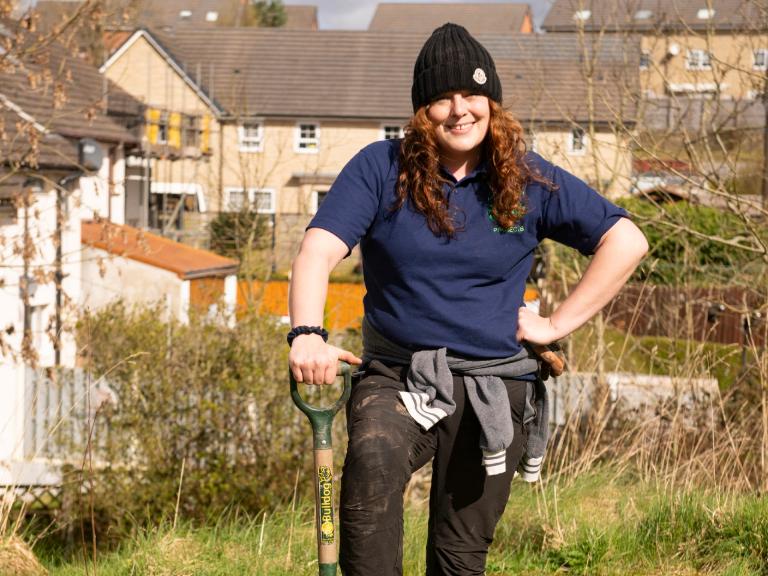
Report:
426,91,490,165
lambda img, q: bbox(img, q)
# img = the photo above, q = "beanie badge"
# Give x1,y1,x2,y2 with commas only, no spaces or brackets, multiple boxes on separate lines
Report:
473,68,487,85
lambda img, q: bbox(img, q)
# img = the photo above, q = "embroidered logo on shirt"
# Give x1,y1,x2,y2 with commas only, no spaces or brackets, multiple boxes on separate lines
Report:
488,202,524,233
473,68,487,85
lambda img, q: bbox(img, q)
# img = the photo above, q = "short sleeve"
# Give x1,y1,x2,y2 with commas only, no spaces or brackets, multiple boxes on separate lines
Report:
538,165,628,256
308,147,384,253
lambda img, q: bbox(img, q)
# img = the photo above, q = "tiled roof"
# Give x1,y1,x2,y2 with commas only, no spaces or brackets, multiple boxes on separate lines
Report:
0,37,140,146
81,220,239,279
0,105,81,170
542,0,764,32
36,0,127,34
37,1,317,33
143,27,635,124
369,3,532,35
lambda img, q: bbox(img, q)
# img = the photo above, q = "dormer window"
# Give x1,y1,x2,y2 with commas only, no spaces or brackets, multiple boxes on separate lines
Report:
573,10,591,20
634,9,652,20
179,10,192,18
205,11,218,22
696,8,715,19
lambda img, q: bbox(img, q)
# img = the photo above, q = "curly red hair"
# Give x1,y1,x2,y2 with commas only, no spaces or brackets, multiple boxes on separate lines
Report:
393,99,551,237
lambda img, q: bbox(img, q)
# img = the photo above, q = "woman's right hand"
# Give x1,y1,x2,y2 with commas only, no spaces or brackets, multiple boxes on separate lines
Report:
289,334,362,385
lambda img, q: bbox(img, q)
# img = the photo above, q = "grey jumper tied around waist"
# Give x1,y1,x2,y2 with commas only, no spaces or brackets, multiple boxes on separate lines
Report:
360,317,550,480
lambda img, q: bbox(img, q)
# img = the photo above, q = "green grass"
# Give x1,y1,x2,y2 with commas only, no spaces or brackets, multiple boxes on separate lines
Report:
33,469,768,576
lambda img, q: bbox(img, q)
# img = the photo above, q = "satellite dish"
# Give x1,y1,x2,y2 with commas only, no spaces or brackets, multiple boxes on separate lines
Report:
78,138,104,171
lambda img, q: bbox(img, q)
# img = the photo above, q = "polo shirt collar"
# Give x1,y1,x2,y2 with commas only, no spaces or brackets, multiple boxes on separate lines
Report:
440,159,489,184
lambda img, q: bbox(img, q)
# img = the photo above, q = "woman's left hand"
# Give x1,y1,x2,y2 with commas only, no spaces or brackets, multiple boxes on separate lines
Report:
516,306,560,346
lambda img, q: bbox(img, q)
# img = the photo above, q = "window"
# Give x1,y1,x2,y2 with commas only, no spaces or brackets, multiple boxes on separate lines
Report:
156,112,170,145
0,195,16,225
183,115,199,147
295,122,320,153
686,49,712,70
179,9,192,18
639,50,652,70
572,10,591,20
238,122,264,152
754,49,768,71
225,187,276,213
569,127,586,155
252,189,275,213
525,130,538,153
380,125,404,140
634,9,652,20
205,11,218,22
227,189,246,211
311,191,329,214
696,8,715,19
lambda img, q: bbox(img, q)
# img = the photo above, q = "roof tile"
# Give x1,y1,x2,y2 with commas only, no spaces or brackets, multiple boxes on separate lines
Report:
82,220,239,279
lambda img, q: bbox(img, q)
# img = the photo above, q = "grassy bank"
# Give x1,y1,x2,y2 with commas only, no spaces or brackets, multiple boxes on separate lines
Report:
36,469,768,576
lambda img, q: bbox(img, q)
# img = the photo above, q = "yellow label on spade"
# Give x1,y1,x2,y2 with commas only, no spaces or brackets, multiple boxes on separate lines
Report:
318,466,334,545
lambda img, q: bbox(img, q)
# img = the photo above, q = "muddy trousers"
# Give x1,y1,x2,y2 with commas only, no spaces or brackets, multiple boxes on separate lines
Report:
339,360,530,576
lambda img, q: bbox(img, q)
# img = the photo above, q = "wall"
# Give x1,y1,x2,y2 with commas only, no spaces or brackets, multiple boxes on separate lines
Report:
79,246,187,320
0,172,82,482
641,33,768,98
238,281,539,330
102,33,221,227
534,128,633,199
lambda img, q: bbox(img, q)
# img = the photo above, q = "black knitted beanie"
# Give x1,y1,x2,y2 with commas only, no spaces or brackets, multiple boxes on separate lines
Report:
411,23,502,112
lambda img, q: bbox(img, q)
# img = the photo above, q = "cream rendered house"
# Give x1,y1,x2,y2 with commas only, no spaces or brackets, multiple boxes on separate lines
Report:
101,27,634,270
542,0,768,100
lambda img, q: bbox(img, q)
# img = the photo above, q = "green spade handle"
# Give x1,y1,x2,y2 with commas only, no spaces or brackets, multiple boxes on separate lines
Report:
290,361,352,576
290,361,351,450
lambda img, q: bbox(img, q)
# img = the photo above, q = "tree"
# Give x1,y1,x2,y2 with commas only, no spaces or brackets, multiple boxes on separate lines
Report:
252,0,287,28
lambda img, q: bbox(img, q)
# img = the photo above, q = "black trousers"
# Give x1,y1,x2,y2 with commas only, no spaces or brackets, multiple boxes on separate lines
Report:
339,360,530,576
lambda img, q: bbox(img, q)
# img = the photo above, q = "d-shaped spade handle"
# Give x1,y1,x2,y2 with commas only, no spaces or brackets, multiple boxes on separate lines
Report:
290,361,352,576
290,361,351,451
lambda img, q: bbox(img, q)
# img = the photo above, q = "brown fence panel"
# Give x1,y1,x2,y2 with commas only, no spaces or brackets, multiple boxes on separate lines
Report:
594,284,765,347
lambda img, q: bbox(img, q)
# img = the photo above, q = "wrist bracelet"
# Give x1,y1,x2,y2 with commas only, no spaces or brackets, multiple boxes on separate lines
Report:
287,325,329,347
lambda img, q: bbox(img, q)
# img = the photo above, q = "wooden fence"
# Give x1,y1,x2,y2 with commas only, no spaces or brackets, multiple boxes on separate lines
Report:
544,283,766,347
238,281,539,331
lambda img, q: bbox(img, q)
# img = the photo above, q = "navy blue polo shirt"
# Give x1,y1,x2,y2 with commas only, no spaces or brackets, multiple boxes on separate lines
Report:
309,139,627,360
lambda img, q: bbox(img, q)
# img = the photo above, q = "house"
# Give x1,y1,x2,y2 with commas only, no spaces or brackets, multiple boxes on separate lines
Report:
36,0,319,60
0,34,239,492
0,39,140,489
541,0,768,100
100,26,636,272
368,3,534,35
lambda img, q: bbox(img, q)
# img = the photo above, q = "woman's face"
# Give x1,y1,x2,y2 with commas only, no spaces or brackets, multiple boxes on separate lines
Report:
426,91,490,160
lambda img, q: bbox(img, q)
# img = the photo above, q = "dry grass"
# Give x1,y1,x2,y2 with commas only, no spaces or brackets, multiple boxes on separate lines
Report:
0,535,48,576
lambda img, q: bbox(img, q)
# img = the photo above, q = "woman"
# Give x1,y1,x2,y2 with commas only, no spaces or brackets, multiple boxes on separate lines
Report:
288,23,648,576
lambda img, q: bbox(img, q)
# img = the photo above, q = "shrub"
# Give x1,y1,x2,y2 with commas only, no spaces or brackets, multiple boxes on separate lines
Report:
76,302,343,536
